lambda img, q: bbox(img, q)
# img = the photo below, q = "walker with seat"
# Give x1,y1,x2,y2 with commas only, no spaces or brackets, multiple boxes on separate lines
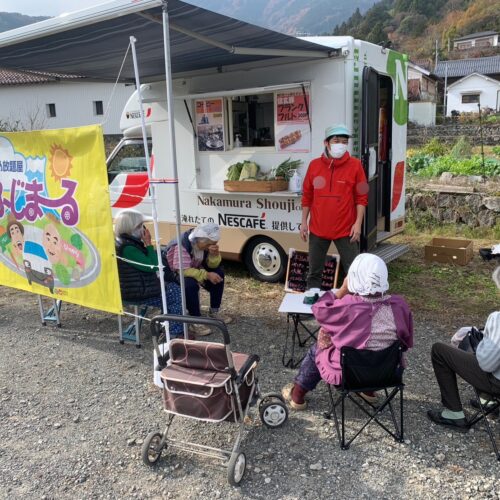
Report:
142,314,289,486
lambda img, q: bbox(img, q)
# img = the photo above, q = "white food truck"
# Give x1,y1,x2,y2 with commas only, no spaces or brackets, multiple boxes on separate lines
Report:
0,1,409,283
107,35,408,282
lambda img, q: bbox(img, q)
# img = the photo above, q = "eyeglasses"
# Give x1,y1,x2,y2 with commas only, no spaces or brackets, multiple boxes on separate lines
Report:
329,137,349,145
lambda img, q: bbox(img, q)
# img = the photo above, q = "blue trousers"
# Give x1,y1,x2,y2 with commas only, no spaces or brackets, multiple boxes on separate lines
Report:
184,266,224,317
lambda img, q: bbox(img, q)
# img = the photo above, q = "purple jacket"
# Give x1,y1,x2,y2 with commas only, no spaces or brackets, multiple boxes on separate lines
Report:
312,292,413,385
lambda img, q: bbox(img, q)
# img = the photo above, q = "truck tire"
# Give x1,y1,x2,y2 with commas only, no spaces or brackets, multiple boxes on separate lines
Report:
243,236,287,283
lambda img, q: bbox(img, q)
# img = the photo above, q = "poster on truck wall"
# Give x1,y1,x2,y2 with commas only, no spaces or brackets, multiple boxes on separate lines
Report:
196,98,225,152
0,125,122,314
275,88,311,153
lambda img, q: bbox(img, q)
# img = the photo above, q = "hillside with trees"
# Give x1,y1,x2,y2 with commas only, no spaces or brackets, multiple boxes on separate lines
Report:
0,12,48,32
332,0,500,61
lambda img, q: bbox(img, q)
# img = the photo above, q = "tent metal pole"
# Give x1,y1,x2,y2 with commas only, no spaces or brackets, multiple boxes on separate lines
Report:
129,35,170,339
162,0,188,337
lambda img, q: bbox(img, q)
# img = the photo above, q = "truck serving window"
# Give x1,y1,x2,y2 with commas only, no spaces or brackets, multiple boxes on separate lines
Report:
231,93,274,147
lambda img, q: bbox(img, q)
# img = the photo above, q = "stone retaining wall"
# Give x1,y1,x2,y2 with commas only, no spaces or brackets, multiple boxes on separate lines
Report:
407,123,500,147
406,188,500,228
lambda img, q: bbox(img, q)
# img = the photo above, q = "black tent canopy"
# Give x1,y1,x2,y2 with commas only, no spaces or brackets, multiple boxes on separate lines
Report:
0,0,332,81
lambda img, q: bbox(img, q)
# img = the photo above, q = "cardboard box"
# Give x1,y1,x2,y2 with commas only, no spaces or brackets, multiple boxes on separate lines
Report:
223,179,288,192
424,237,473,265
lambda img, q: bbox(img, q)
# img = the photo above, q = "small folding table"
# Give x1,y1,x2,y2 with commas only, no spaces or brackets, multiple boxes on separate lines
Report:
278,292,327,369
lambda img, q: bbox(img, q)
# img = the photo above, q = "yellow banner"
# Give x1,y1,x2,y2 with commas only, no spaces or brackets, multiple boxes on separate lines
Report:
0,125,122,314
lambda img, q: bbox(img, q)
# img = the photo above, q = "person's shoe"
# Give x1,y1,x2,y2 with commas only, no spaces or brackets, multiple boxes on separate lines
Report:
188,324,212,337
208,310,233,324
359,391,379,404
470,398,500,416
427,410,469,432
282,383,307,411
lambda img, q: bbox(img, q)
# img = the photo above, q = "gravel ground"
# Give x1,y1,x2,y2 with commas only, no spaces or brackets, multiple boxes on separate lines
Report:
0,271,499,500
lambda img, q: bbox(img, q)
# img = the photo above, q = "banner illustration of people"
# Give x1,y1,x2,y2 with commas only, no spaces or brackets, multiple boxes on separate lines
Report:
0,125,122,314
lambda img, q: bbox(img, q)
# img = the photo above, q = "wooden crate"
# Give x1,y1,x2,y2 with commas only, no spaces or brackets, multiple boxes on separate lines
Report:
424,237,473,265
223,179,288,192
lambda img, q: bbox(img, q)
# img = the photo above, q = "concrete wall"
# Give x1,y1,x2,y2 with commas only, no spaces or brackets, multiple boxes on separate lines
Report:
409,101,436,126
0,80,134,134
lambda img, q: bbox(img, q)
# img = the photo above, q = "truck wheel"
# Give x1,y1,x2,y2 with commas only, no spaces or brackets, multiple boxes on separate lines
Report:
244,237,287,283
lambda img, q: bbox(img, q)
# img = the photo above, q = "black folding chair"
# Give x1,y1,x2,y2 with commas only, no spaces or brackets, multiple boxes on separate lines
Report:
467,389,500,461
324,341,405,449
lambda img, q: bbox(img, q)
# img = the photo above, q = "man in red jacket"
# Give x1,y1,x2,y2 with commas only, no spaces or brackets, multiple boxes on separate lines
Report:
300,124,368,288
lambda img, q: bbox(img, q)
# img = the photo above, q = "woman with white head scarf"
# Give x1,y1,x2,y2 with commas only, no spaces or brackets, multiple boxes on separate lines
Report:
427,267,500,431
283,253,413,410
164,222,231,337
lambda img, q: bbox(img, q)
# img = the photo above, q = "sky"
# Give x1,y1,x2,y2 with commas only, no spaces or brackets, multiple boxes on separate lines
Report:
0,0,112,17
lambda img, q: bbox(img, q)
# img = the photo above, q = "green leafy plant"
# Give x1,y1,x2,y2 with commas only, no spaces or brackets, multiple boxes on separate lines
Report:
414,155,500,177
407,153,433,173
420,137,449,157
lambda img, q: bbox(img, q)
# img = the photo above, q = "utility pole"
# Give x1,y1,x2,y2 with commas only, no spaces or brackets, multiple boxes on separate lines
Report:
478,102,485,170
435,39,438,69
443,62,448,120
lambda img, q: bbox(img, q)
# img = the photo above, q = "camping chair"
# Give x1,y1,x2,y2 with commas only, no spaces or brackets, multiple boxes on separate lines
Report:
467,389,500,461
324,341,405,449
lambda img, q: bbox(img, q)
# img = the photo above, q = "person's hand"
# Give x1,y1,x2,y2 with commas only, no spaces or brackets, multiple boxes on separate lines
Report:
335,277,349,299
349,222,362,243
206,272,223,285
142,226,152,246
300,221,308,242
208,244,220,256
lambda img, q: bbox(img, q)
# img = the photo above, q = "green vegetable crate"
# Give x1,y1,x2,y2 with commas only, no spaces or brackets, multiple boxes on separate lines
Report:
223,179,289,192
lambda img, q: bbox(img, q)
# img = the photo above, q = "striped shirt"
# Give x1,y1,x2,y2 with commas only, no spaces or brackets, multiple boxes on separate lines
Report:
476,311,500,381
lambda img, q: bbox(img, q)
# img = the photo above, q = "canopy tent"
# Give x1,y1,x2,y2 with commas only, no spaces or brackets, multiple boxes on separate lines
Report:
0,0,333,338
0,0,332,81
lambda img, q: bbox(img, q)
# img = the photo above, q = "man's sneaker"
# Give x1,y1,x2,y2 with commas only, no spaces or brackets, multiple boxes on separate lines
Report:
470,398,500,416
427,409,469,432
208,310,233,324
188,324,212,337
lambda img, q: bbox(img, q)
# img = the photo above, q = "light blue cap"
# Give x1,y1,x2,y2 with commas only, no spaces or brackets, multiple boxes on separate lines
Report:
325,124,351,139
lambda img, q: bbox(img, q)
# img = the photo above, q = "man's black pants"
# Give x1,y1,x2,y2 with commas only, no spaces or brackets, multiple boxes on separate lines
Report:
431,342,500,411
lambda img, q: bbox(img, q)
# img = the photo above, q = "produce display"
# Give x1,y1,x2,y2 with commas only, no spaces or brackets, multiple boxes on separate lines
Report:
225,158,302,182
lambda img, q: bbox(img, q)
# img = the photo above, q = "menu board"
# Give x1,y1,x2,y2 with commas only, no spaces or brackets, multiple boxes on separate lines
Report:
195,98,225,152
285,249,339,293
275,89,311,153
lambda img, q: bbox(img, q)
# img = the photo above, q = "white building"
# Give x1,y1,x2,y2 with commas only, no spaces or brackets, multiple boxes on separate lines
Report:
0,68,134,134
453,31,498,51
446,72,500,116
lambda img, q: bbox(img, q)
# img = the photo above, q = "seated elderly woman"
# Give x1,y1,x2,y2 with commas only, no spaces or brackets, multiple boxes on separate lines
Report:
427,267,500,431
283,253,414,410
164,222,232,337
114,209,183,338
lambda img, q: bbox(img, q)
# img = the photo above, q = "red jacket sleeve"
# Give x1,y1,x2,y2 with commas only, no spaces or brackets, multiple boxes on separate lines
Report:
354,161,368,207
301,160,314,208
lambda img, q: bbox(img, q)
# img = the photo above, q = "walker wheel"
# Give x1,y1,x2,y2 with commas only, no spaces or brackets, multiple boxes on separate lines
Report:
259,399,288,429
141,431,164,466
227,452,246,486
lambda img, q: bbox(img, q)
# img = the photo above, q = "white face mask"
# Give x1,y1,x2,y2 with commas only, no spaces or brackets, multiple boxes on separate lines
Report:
329,143,348,158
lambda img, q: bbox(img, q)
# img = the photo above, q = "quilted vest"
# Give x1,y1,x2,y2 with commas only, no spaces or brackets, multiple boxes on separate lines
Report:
115,234,161,302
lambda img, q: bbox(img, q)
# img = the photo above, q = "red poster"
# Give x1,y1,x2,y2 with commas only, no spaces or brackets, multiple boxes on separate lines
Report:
275,89,311,152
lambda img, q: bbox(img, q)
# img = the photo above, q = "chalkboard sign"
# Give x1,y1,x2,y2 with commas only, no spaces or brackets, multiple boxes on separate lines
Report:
285,248,340,293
